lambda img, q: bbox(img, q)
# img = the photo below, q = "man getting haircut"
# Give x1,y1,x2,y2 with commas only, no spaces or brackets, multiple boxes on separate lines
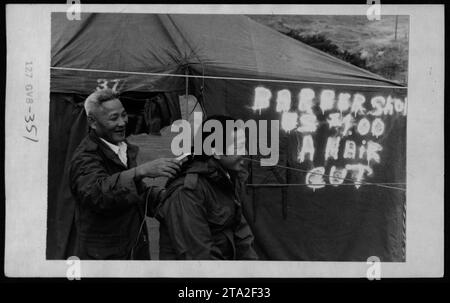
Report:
156,115,258,260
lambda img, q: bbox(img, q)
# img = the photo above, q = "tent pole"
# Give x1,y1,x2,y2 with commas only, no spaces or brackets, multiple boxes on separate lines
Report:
185,68,189,119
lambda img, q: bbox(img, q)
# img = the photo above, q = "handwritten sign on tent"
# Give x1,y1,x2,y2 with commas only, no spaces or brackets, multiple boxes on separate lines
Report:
252,86,407,191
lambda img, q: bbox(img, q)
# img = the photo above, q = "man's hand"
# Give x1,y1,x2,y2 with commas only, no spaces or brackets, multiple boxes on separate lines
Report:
135,158,183,180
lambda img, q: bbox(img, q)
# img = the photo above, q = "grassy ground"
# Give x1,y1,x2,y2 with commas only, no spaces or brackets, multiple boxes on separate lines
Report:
248,15,409,84
248,15,409,52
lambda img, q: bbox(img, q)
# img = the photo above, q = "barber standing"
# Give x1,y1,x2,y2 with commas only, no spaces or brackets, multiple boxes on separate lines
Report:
69,88,182,260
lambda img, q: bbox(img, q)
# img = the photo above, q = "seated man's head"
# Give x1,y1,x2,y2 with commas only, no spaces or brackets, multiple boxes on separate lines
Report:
201,115,247,173
84,88,128,144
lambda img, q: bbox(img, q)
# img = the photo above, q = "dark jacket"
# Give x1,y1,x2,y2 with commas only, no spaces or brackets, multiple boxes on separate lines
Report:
69,131,163,260
156,158,258,260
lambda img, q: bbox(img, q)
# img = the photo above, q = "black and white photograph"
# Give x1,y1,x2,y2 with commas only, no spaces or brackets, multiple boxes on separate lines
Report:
4,4,444,278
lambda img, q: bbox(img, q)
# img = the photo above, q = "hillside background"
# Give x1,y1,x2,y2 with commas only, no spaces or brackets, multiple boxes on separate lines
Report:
248,15,409,85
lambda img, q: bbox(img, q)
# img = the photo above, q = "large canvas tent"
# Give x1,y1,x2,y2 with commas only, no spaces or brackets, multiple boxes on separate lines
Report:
48,13,407,261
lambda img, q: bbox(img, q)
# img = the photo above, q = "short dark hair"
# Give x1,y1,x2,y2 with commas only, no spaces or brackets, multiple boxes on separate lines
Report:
196,114,247,157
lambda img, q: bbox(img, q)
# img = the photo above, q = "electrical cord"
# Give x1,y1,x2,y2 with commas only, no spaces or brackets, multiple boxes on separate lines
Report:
130,183,151,260
243,156,406,192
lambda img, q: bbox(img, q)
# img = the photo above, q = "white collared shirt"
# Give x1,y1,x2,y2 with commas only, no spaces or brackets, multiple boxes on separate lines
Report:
100,138,128,167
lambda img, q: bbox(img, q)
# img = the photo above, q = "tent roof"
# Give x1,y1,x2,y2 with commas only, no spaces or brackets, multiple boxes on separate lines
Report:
51,13,404,94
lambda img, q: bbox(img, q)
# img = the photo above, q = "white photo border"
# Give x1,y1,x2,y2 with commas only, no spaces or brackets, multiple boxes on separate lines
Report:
4,4,444,278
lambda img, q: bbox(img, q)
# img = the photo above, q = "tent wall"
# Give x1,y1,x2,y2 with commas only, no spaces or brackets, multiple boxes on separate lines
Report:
190,76,406,261
48,80,407,261
47,93,87,259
